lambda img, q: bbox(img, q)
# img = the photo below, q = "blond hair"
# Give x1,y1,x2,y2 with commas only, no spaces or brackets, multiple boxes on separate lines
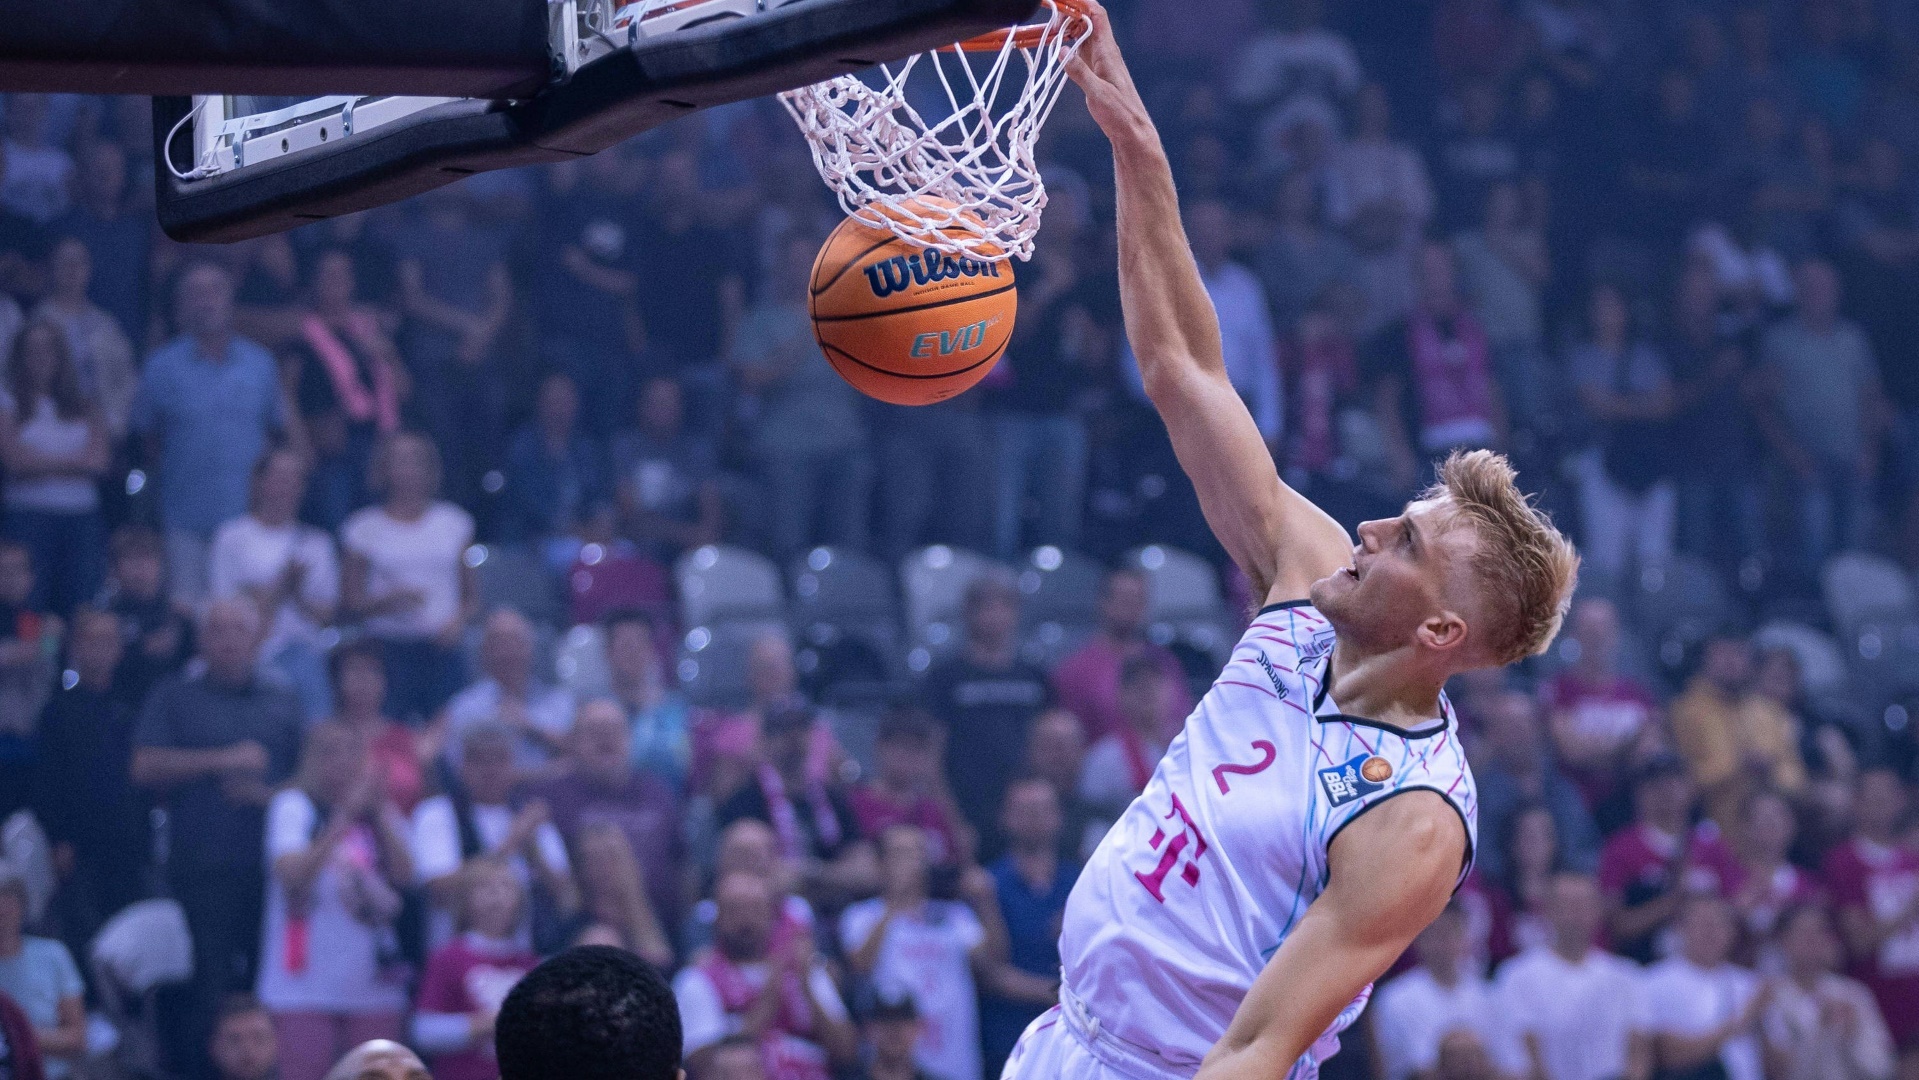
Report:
1425,450,1580,666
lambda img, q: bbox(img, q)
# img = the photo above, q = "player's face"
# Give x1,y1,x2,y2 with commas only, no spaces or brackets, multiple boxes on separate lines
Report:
1310,499,1471,659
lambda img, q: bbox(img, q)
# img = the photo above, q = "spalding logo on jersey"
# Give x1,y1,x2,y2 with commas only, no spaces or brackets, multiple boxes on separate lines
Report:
1320,753,1394,806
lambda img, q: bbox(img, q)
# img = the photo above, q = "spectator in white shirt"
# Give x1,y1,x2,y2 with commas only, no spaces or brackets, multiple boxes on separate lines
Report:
441,608,576,774
1496,873,1652,1080
1376,903,1516,1080
1643,895,1766,1080
1228,0,1364,111
1761,905,1895,1080
209,448,340,724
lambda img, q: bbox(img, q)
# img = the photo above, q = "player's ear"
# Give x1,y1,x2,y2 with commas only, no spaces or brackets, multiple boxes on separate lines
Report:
1417,610,1469,654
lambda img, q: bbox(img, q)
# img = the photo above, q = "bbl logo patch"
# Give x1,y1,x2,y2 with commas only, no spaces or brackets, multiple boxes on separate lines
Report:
1298,632,1334,662
1319,753,1393,807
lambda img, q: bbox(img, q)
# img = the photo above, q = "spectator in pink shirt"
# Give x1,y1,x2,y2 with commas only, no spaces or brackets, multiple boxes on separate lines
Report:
1822,767,1919,1063
849,709,966,866
1545,597,1661,821
1729,788,1820,950
1599,754,1739,962
413,859,538,1080
1049,567,1190,743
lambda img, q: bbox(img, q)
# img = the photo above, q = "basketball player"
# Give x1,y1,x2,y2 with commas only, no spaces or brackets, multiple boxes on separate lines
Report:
1001,7,1580,1080
495,946,684,1080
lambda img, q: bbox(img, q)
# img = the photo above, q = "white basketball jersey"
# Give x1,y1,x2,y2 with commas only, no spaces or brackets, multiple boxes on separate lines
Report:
1057,601,1478,1078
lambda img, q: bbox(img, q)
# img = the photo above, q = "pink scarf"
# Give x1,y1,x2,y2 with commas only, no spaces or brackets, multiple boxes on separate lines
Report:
301,312,399,431
697,948,830,1080
758,763,842,861
1406,310,1493,450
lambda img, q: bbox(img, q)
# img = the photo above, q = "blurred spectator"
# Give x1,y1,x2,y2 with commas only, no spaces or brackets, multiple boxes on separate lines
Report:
631,150,743,377
1452,183,1549,416
393,190,512,508
726,233,869,560
675,870,856,1078
1078,656,1176,822
716,704,873,903
1,320,108,614
0,98,70,226
1729,789,1819,947
1623,69,1717,249
694,633,817,805
566,820,674,968
1473,689,1600,884
1259,173,1362,337
289,249,405,530
1051,567,1190,743
210,995,281,1080
1756,258,1887,576
530,150,645,439
532,699,681,950
1669,633,1807,830
132,599,303,1075
52,142,145,343
1821,767,1919,1059
1366,241,1506,493
1762,905,1896,1080
980,778,1071,1074
1641,896,1765,1080
1278,294,1382,527
1665,264,1762,571
1545,597,1660,820
0,543,55,745
1491,804,1566,960
412,859,539,1080
0,871,82,1080
1328,84,1434,335
500,373,605,546
603,610,691,789
210,448,340,723
1786,0,1866,133
29,607,144,951
1569,281,1677,581
99,526,191,704
317,1040,427,1080
1598,755,1739,963
1432,0,1520,85
1022,709,1099,865
327,642,426,817
842,826,1000,1080
408,724,575,951
444,609,574,774
341,432,477,723
869,394,992,560
1227,0,1362,112
921,576,1050,853
256,722,413,1080
850,709,963,865
1374,903,1510,1080
1432,81,1520,233
681,819,814,959
1180,200,1282,447
1494,873,1652,1080
611,375,724,562
132,262,297,605
702,1035,768,1080
849,995,937,1080
33,236,134,441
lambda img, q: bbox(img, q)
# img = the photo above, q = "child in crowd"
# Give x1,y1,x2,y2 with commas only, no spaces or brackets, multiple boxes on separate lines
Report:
413,859,540,1080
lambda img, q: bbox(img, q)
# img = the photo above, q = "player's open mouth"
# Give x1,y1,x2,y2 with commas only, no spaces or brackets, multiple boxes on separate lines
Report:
1342,566,1358,580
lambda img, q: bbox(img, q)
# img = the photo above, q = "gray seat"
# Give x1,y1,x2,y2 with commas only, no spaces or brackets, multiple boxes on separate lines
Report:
791,547,900,628
677,544,786,628
899,545,1013,658
470,544,564,626
1124,544,1226,623
1844,615,1919,709
676,619,789,708
1753,619,1848,702
1018,546,1105,627
1823,552,1917,638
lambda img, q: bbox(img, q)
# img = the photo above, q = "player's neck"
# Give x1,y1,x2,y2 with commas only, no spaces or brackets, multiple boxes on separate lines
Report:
1326,638,1447,730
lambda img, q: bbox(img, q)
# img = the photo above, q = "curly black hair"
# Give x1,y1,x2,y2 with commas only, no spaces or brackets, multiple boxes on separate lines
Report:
496,946,682,1080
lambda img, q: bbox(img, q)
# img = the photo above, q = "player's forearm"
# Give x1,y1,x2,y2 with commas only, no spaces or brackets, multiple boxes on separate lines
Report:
1108,123,1226,400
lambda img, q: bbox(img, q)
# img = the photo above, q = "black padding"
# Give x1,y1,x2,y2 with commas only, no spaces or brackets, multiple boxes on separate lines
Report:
0,0,551,96
153,0,1041,243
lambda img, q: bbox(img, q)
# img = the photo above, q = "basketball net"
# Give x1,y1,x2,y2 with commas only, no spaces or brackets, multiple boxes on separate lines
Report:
779,0,1093,262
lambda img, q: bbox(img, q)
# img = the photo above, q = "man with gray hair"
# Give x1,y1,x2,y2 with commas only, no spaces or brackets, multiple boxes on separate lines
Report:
442,607,575,774
320,1040,429,1080
131,597,303,1078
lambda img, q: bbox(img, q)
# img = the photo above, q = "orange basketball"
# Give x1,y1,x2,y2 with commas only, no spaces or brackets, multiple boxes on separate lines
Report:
809,213,1016,406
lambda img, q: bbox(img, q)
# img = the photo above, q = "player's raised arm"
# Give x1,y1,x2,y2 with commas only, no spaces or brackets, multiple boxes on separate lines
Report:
1065,5,1351,603
1194,793,1466,1080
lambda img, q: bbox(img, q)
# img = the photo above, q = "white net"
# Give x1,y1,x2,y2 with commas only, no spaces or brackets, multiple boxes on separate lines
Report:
778,0,1091,262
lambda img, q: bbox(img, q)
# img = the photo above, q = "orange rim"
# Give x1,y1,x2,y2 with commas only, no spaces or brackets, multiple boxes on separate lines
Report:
949,0,1093,53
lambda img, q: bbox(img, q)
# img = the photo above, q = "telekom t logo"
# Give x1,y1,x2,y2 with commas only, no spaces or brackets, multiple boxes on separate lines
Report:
1135,793,1209,902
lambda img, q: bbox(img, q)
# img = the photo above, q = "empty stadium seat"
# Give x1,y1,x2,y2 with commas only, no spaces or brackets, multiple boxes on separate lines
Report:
1752,619,1848,702
676,619,789,708
676,544,785,628
1018,546,1105,627
1822,551,1916,637
1123,544,1226,623
469,544,564,626
899,545,1013,653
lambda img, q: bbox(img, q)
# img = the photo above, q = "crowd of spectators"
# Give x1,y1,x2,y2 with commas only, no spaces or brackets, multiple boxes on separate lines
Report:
2,1,1919,1080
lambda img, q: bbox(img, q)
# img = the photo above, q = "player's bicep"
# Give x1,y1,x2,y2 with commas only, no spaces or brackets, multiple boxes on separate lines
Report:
1151,368,1351,601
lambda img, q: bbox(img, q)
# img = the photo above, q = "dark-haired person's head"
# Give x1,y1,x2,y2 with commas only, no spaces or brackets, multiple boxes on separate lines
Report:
496,945,684,1080
209,994,278,1080
866,993,923,1072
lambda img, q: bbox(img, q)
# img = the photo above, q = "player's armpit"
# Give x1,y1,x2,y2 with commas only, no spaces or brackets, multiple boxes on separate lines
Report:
1193,792,1465,1080
1150,366,1352,605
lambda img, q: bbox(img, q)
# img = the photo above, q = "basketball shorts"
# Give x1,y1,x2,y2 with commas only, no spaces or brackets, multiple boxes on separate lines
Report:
1001,990,1196,1080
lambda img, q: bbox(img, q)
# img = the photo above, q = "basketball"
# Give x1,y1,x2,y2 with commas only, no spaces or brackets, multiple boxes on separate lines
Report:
808,212,1017,406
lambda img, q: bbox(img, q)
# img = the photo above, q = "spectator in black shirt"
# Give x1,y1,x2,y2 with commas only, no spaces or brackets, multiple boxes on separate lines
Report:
0,143,48,304
631,150,743,378
921,575,1051,857
715,704,876,906
98,526,192,706
131,598,302,1079
32,607,146,956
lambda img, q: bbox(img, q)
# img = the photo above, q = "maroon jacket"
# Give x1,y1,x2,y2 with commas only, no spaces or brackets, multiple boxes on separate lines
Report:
0,990,45,1080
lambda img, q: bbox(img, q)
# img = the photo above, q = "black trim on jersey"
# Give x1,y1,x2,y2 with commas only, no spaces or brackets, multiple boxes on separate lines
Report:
1310,655,1450,740
1257,599,1315,615
1322,785,1476,884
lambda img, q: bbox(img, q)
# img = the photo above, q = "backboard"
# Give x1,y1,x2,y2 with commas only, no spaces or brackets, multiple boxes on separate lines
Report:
144,0,1041,242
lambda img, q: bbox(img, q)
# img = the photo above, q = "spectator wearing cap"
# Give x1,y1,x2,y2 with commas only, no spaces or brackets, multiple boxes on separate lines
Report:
1079,655,1177,824
848,995,940,1080
1669,632,1806,831
1544,597,1661,823
849,709,965,866
716,702,875,904
0,871,82,1080
441,609,575,776
980,778,1073,1074
409,722,576,951
1822,768,1919,1062
1763,904,1895,1080
1598,754,1740,963
1641,896,1766,1080
1494,873,1653,1080
1374,903,1516,1080
1051,567,1191,745
920,576,1051,858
